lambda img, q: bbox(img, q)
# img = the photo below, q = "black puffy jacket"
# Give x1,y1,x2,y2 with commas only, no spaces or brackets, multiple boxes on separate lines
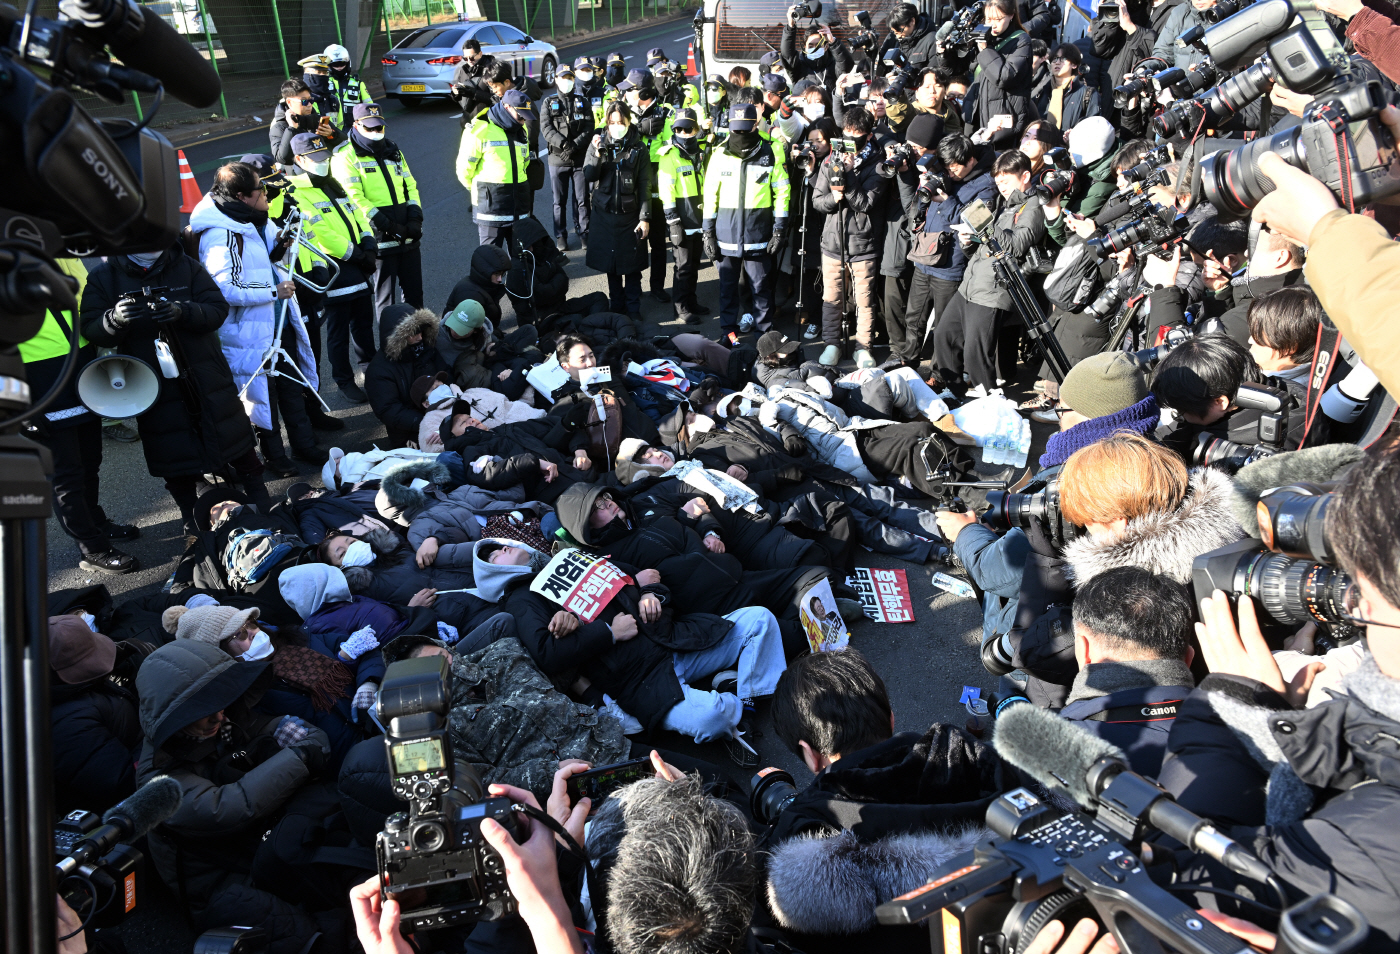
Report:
364,305,449,448
811,142,891,264
53,676,142,816
1160,666,1400,951
780,26,854,91
444,243,512,323
964,29,1036,147
80,247,255,478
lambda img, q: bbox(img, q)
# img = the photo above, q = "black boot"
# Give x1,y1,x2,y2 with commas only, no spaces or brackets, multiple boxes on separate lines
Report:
242,474,275,512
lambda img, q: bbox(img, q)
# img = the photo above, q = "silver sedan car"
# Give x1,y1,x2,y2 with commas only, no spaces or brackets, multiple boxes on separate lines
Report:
381,20,559,104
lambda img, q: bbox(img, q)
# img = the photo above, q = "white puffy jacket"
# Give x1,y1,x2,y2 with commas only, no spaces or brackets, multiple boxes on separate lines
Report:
190,194,319,431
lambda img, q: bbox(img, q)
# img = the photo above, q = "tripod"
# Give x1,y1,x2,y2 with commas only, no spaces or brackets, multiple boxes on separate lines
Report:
979,229,1072,382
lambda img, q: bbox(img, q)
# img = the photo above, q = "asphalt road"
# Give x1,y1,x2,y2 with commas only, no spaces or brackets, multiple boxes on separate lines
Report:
51,14,1002,947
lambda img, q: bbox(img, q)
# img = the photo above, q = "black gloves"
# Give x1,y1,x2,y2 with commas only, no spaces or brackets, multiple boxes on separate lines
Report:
147,298,181,324
109,296,144,329
783,432,808,456
703,230,722,262
404,218,423,241
766,226,786,256
291,737,329,775
668,219,685,248
350,238,378,274
371,210,396,236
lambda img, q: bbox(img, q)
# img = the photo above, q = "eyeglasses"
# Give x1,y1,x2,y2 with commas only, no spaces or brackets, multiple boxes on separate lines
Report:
1340,585,1388,629
592,494,614,511
1051,55,1069,61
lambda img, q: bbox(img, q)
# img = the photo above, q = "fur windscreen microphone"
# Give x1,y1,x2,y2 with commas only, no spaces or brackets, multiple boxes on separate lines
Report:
58,0,223,107
57,775,182,876
992,702,1128,808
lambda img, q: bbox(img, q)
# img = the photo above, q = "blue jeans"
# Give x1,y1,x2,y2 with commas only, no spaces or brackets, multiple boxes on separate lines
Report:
954,524,1031,643
660,606,786,743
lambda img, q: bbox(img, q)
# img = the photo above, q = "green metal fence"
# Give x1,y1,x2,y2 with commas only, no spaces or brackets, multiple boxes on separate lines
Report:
41,0,698,127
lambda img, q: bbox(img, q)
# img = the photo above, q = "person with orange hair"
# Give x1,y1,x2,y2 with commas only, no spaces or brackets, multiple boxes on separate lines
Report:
986,432,1245,707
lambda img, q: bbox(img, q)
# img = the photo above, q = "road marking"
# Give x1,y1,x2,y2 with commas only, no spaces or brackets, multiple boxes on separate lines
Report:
615,39,635,44
674,33,692,40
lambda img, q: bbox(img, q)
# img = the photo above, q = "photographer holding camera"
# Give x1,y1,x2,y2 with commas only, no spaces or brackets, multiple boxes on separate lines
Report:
962,0,1034,148
270,78,341,174
1156,447,1400,947
782,11,852,91
1089,0,1156,126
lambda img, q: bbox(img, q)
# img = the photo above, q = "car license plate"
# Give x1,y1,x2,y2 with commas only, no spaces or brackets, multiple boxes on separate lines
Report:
400,83,427,92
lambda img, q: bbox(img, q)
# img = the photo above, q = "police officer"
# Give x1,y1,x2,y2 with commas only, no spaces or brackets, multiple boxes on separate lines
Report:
323,43,372,129
702,103,790,335
701,74,733,146
456,88,534,248
331,103,423,314
575,55,605,130
288,132,378,404
658,108,710,324
617,68,673,303
541,61,594,251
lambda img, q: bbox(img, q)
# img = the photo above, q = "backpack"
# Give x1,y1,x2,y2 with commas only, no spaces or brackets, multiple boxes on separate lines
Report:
223,527,303,589
1043,239,1103,313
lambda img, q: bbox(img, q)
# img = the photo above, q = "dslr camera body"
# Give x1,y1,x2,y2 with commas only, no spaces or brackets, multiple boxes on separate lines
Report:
375,655,521,933
983,470,1084,551
1190,381,1292,470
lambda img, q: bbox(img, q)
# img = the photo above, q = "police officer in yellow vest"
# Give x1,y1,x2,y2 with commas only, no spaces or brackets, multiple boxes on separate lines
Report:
289,132,379,403
324,43,372,129
456,88,534,248
658,108,711,324
702,103,791,335
18,259,141,574
332,103,423,315
618,68,674,302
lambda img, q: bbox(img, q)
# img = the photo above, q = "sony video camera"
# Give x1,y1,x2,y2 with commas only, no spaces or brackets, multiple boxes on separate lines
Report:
1182,0,1400,213
375,655,522,933
942,1,988,57
55,809,143,931
1193,481,1361,646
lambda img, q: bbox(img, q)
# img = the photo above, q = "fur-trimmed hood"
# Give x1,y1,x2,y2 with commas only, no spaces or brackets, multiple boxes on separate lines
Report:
380,305,440,361
1229,443,1367,539
766,828,986,936
1062,466,1244,586
376,460,453,525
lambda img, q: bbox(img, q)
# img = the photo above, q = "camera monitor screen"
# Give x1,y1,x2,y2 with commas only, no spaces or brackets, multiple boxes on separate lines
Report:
392,738,446,775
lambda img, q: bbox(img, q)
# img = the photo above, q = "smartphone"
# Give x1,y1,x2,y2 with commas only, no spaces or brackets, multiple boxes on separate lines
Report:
566,757,652,804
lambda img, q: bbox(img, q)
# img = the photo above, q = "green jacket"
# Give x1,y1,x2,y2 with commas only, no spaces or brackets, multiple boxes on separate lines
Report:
1069,147,1119,219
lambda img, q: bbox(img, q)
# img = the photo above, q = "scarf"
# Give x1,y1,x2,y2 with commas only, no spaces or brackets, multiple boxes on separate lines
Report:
488,101,520,132
1039,394,1160,469
214,195,269,231
306,171,348,199
351,126,400,161
482,514,552,554
272,645,353,712
1064,657,1195,705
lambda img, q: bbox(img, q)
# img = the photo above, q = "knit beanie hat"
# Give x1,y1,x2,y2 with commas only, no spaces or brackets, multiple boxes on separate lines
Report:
1067,115,1116,168
175,604,260,648
1059,352,1149,420
906,113,945,149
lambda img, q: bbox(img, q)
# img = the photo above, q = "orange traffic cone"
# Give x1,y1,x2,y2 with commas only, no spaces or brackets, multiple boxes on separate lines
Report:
686,43,697,76
178,149,202,213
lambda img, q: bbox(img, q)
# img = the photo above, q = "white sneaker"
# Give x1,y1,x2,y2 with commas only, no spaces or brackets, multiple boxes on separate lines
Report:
739,313,755,332
1031,407,1059,424
819,344,842,367
854,349,876,369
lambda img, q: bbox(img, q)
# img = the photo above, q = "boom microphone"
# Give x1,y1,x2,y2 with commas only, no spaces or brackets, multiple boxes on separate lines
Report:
56,775,182,876
58,0,223,107
994,704,1278,888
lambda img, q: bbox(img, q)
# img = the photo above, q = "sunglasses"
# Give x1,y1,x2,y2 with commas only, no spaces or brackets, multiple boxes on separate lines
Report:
294,98,313,106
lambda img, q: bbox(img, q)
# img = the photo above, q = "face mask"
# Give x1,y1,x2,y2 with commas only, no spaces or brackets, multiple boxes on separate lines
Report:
706,88,725,104
78,611,98,632
846,133,868,150
342,539,376,567
675,132,698,151
557,77,575,93
577,69,594,82
406,340,429,359
805,46,825,60
239,631,274,662
427,383,454,405
360,128,385,141
303,159,331,177
803,102,826,119
609,123,629,139
128,251,161,268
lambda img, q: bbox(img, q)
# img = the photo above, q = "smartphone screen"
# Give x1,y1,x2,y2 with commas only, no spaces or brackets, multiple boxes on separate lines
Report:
566,758,652,804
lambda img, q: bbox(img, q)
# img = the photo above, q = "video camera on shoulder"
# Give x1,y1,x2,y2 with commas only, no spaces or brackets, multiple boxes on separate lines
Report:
1193,480,1362,649
943,1,989,57
55,809,142,932
375,655,522,933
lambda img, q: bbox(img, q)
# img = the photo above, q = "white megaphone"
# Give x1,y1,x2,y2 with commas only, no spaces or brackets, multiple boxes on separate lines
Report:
77,354,160,419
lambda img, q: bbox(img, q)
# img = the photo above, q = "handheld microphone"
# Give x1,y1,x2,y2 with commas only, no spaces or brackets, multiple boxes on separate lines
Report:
58,0,222,107
994,704,1277,888
56,775,182,877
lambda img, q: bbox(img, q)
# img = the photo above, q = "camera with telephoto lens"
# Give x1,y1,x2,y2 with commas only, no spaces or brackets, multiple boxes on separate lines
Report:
1130,318,1225,368
1088,204,1190,261
376,655,522,933
1154,56,1276,137
791,0,822,19
750,767,801,825
878,140,917,177
942,1,988,57
1152,58,1218,98
1203,0,1256,23
1184,0,1400,213
984,474,1084,551
55,810,143,931
1120,145,1172,184
882,47,915,99
1098,0,1119,20
793,142,821,174
917,154,949,200
1112,58,1168,111
1189,381,1292,473
1193,482,1361,646
850,9,878,51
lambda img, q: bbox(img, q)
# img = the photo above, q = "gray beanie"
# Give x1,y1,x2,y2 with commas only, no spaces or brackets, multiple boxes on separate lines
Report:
1059,352,1148,420
175,604,259,648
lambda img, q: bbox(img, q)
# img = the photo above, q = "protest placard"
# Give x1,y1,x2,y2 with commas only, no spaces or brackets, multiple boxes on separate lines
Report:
845,567,915,623
799,578,849,653
529,549,633,623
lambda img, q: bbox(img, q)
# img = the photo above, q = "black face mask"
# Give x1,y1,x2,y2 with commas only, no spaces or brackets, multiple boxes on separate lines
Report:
675,134,699,154
727,130,760,154
406,340,429,360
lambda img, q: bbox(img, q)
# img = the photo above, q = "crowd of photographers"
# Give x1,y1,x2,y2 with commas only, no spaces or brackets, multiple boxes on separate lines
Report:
30,0,1400,950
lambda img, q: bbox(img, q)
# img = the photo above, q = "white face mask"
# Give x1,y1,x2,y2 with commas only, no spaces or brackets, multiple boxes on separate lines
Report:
341,539,376,567
303,158,331,176
577,69,594,82
427,383,454,405
557,77,575,93
360,128,385,141
78,611,98,631
128,250,161,267
706,88,724,104
608,123,629,139
239,631,275,662
803,102,826,119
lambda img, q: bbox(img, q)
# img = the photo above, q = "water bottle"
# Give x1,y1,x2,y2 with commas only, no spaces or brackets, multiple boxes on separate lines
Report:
983,420,1002,465
1015,419,1031,468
